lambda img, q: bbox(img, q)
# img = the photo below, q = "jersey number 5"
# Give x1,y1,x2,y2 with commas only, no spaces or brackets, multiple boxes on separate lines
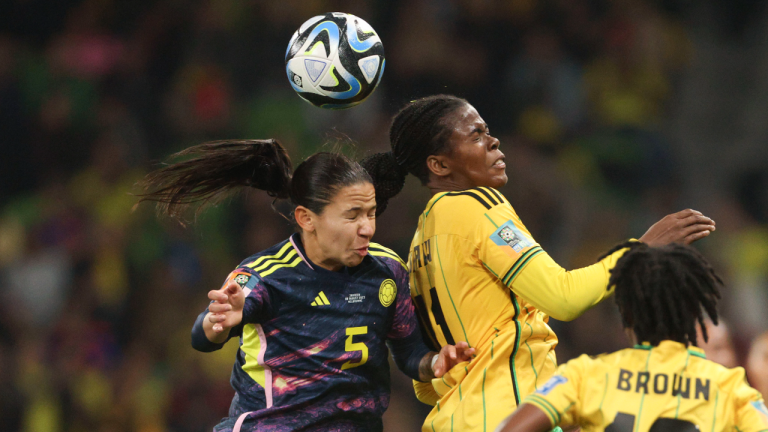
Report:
341,326,368,370
605,412,698,432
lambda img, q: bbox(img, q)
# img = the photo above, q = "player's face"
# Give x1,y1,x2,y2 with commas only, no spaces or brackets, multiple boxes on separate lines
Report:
313,182,377,270
697,322,738,368
442,104,508,189
747,333,768,396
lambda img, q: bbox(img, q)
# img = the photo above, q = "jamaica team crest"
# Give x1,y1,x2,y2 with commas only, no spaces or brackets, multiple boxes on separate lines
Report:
379,279,396,307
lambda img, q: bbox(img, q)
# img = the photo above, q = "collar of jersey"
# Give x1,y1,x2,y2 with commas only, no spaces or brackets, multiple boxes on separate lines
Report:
289,232,363,278
634,341,706,359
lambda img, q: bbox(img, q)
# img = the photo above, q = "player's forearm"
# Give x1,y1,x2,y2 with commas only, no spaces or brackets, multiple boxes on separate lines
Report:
511,246,630,321
387,331,433,381
418,351,438,382
192,309,227,352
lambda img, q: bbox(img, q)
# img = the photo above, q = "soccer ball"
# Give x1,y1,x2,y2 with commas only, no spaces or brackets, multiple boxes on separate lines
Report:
285,13,385,109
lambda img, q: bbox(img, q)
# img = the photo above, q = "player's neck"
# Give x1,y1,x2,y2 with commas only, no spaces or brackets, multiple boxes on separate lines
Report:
426,177,475,196
298,232,344,272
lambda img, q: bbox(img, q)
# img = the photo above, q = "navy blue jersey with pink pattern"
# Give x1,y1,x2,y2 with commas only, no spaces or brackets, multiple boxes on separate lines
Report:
191,233,430,432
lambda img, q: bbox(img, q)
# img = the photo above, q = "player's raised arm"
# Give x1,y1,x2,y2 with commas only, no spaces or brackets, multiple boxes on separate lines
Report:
477,204,715,321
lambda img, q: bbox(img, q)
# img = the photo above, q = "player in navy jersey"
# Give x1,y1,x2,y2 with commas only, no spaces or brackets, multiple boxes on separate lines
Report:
137,139,474,432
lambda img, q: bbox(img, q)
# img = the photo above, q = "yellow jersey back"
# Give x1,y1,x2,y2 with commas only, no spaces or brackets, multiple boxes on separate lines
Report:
523,341,768,432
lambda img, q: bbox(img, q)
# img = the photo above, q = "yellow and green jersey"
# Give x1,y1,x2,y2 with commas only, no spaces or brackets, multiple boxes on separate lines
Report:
523,341,768,432
408,187,631,431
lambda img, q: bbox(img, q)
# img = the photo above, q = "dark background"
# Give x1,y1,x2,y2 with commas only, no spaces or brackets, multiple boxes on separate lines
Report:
1,0,767,430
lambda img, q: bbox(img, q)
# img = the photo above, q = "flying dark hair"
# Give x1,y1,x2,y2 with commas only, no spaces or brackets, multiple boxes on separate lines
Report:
602,241,723,347
136,139,372,222
361,94,469,215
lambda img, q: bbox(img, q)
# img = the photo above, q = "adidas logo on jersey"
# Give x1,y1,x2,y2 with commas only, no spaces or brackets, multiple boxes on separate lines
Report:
311,291,331,306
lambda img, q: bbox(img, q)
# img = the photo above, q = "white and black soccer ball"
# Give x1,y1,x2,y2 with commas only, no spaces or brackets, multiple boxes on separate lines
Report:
285,13,385,109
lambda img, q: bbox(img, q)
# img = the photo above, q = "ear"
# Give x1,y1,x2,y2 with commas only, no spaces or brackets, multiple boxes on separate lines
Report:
426,154,452,178
294,206,316,233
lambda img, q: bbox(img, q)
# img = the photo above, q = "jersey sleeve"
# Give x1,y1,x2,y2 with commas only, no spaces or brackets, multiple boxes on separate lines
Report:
190,267,276,352
475,196,542,282
474,193,633,321
733,375,768,432
413,379,440,406
223,267,276,325
521,356,588,429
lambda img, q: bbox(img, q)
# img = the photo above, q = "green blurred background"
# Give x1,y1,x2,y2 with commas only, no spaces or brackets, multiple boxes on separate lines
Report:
1,0,768,430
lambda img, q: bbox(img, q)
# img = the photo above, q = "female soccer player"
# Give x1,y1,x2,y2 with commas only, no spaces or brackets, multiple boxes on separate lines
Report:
137,139,474,432
361,95,717,431
495,243,768,432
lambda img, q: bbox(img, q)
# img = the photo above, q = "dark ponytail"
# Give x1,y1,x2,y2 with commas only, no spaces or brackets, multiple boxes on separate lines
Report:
138,139,372,223
137,139,292,220
360,151,407,216
363,95,469,215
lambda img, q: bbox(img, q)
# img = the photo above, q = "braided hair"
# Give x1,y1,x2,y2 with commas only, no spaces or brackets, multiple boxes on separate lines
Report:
137,139,371,223
604,241,723,347
361,95,468,215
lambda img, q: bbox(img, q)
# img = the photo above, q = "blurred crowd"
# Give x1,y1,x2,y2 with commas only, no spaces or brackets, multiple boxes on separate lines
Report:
1,0,767,431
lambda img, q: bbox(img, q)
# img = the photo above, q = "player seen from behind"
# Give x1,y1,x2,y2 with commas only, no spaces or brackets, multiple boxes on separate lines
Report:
495,242,768,432
361,94,718,432
137,139,474,432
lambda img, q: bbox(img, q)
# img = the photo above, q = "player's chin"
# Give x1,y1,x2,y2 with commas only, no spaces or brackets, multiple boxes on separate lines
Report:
344,254,365,268
485,172,508,189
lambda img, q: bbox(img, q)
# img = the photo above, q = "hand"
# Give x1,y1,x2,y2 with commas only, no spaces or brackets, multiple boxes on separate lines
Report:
639,209,715,247
207,281,245,333
433,342,476,378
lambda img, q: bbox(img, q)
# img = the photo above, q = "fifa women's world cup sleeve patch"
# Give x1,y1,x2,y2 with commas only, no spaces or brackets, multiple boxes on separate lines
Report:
478,215,542,286
223,269,260,294
492,221,535,254
536,375,568,396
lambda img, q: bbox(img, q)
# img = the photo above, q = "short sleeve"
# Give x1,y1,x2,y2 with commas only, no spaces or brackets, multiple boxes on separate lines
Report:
222,267,275,325
734,377,768,432
476,202,542,286
522,355,587,428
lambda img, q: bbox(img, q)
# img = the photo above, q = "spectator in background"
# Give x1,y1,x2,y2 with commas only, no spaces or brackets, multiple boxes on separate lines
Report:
747,332,768,398
697,318,739,368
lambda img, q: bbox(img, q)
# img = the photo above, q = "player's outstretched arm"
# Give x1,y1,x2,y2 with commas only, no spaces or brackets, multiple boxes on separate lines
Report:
638,209,715,246
494,403,552,432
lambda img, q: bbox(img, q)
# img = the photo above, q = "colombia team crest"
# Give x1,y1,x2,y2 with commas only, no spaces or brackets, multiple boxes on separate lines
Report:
379,279,396,307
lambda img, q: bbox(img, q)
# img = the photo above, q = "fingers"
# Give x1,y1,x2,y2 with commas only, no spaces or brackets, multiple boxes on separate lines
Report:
224,280,243,296
678,213,715,229
682,228,712,245
674,209,702,218
433,358,444,377
208,289,228,303
209,302,233,313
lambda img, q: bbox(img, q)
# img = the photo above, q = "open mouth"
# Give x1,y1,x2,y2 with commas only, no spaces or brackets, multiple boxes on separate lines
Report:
355,246,369,256
493,157,506,168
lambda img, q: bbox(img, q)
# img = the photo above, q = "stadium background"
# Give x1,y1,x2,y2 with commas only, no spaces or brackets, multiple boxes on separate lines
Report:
1,0,767,430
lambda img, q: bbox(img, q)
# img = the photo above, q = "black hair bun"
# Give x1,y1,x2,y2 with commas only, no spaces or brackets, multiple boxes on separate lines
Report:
360,151,408,216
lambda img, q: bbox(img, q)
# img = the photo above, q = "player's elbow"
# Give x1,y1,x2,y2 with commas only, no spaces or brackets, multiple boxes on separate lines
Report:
547,306,585,322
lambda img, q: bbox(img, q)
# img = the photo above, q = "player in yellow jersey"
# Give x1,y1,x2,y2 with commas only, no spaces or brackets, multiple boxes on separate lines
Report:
361,94,717,432
495,242,768,432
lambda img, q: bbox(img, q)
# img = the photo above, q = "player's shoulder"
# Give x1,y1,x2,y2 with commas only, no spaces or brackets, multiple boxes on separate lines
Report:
367,242,408,274
237,237,302,280
426,187,511,217
697,359,752,392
